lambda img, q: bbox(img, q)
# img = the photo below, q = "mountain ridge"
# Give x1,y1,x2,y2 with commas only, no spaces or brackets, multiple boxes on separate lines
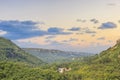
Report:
23,48,93,63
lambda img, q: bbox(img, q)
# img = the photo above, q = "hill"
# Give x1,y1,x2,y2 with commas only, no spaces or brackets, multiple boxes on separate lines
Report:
1,37,120,80
0,37,43,65
65,39,120,80
92,39,120,64
23,48,93,63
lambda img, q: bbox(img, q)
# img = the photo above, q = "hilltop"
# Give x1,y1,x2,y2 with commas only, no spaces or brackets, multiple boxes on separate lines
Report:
0,37,43,65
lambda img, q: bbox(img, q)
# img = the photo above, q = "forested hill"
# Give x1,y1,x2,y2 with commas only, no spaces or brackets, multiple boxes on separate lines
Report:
23,48,93,63
66,39,120,80
0,37,120,80
92,39,120,64
0,37,43,65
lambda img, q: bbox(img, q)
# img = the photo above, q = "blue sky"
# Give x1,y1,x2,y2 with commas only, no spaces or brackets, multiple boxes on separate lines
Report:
0,0,120,53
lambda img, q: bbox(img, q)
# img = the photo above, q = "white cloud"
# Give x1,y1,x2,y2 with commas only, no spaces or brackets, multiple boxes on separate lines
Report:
0,30,7,36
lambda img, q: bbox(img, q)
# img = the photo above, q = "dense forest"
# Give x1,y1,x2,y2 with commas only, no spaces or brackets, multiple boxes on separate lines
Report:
0,37,120,80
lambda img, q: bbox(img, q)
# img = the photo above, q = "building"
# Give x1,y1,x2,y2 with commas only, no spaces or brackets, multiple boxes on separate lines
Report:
58,67,71,73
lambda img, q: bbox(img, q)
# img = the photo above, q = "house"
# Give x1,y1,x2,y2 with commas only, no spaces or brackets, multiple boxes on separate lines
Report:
58,67,71,73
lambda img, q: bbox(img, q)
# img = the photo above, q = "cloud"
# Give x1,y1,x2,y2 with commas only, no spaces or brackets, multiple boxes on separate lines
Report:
68,27,80,31
76,33,84,35
74,27,97,35
62,38,78,43
76,19,86,23
90,18,99,24
48,27,72,35
69,38,78,41
108,40,113,43
91,34,96,37
97,37,105,40
118,20,120,23
0,30,7,36
81,40,85,42
0,20,72,40
83,27,96,34
14,40,44,48
0,20,47,39
45,36,56,39
49,41,63,45
98,22,117,29
61,38,78,43
48,27,63,33
85,30,96,34
107,3,116,6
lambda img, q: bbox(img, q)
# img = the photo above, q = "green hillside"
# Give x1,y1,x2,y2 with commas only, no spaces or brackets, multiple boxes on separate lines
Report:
0,61,65,80
0,37,43,65
23,48,93,63
0,37,120,80
93,39,120,64
65,39,120,80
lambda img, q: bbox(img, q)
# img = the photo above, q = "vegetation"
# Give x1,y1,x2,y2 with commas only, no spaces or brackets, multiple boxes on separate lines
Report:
0,37,43,65
23,48,92,63
0,37,120,80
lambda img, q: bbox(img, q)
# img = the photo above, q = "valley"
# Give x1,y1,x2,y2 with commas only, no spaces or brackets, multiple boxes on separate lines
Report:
0,37,120,80
23,48,93,63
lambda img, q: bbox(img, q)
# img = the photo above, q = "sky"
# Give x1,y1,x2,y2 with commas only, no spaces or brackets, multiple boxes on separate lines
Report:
0,0,120,53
